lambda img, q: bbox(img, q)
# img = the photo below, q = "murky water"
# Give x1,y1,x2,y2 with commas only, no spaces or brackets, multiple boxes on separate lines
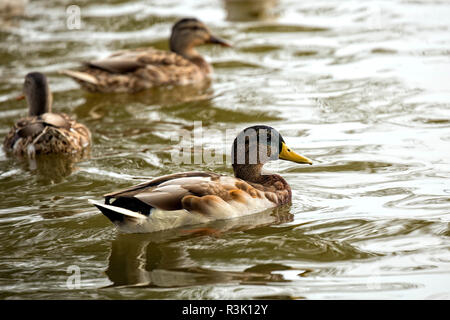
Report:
0,0,449,299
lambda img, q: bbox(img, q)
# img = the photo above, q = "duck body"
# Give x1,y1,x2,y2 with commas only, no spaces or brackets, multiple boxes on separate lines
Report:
61,18,230,93
62,48,208,93
3,112,91,157
3,72,91,157
91,171,292,233
92,125,312,233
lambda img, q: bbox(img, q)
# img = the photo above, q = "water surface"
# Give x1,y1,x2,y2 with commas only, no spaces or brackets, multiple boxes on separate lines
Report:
0,0,449,299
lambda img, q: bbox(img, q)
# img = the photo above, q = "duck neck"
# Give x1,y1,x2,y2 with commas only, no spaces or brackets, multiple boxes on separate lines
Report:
172,46,211,74
232,163,266,184
233,163,292,204
27,89,52,117
233,163,291,188
187,54,212,74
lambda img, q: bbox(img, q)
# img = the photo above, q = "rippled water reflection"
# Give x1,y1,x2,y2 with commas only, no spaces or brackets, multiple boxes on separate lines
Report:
0,0,449,299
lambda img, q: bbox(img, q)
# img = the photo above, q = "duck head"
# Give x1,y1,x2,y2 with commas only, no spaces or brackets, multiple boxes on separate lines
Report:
169,18,231,57
231,125,312,182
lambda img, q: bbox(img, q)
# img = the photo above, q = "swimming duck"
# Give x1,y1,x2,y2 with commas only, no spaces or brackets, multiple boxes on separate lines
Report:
61,18,231,93
90,125,312,233
3,72,91,157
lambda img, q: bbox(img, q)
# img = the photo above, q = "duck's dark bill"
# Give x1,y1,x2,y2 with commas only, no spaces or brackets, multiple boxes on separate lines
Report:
209,35,232,47
279,142,313,165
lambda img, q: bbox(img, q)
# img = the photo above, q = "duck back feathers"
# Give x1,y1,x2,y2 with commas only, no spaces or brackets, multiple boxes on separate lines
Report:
3,112,91,157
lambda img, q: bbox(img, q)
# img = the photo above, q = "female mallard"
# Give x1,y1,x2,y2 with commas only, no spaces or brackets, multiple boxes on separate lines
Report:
61,18,231,93
3,72,91,157
91,125,312,233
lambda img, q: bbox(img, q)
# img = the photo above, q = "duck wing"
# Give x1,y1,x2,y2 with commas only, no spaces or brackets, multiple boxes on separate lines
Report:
16,122,45,139
4,116,47,150
40,113,71,129
87,48,192,73
61,48,204,93
85,50,147,73
104,171,230,211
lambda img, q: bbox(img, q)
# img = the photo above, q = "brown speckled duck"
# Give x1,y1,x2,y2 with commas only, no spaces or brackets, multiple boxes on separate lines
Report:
3,72,91,158
61,18,231,93
90,125,312,233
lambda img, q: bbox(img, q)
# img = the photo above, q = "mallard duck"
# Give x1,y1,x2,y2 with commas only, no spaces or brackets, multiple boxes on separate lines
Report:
90,125,312,233
60,18,231,93
3,72,91,157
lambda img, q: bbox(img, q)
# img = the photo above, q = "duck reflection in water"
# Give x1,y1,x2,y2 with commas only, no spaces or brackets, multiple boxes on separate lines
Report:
73,79,213,121
105,207,293,288
10,152,88,184
224,0,279,22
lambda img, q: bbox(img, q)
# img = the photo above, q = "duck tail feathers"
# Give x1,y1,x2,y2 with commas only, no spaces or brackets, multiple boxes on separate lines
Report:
89,199,146,224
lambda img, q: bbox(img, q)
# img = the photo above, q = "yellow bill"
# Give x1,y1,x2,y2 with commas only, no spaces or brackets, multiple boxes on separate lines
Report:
279,142,312,165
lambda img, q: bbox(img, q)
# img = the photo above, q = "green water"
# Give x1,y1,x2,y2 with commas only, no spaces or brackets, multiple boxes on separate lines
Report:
0,0,449,299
